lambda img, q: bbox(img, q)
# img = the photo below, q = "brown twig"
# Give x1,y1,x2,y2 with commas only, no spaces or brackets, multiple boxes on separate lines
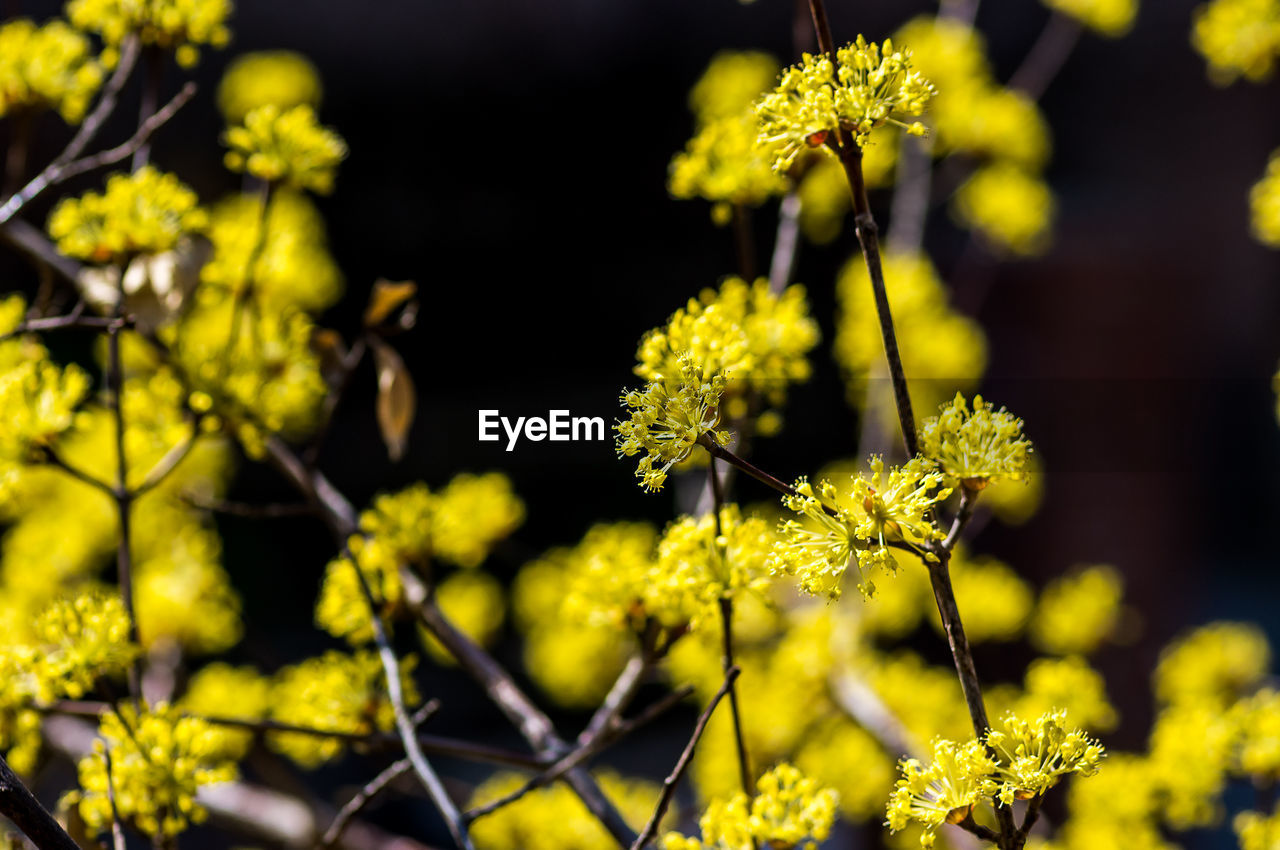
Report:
321,759,413,850
957,812,1001,843
59,82,198,185
0,36,141,226
101,747,128,850
130,414,200,498
1008,12,1083,100
41,446,115,497
768,190,802,294
1016,794,1045,845
184,497,319,520
0,752,82,850
707,462,752,797
304,335,368,467
107,272,142,701
942,488,978,550
630,667,741,850
132,46,166,172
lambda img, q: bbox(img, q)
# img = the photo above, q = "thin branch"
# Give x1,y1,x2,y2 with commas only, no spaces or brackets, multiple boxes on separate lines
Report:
830,672,919,759
579,653,649,747
767,190,802,294
942,488,978,551
304,335,368,467
321,758,413,850
464,684,694,825
956,812,1001,843
0,36,141,226
41,446,115,497
343,544,474,850
1016,794,1046,844
108,261,142,701
131,414,200,497
183,497,319,520
132,46,166,172
708,462,751,796
0,752,82,850
0,219,83,284
101,747,128,850
731,204,756,281
1008,12,1083,100
59,82,198,185
2,310,126,342
630,667,741,850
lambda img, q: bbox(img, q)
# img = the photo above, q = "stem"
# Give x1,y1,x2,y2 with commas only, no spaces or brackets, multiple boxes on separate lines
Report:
731,204,756,280
320,759,412,850
108,277,142,700
708,461,752,796
768,190,801,294
836,144,918,457
630,667,741,850
132,46,165,171
1008,12,1083,100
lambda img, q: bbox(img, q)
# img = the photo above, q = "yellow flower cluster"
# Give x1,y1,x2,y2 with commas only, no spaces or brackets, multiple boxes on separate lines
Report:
1191,0,1280,83
1154,621,1269,708
1250,148,1280,246
67,702,237,839
223,104,347,193
953,162,1056,256
887,712,1103,847
1043,0,1139,36
359,473,525,568
200,189,343,312
1230,688,1280,777
316,535,403,645
1237,802,1280,850
0,19,102,123
0,336,90,470
772,456,950,600
267,649,418,768
216,50,323,123
31,590,136,700
756,37,935,171
635,277,819,436
1014,656,1118,733
834,251,986,427
67,0,232,68
665,764,838,850
670,52,787,222
178,662,270,758
48,167,207,264
616,352,731,492
421,570,506,665
469,770,661,850
1029,565,1124,655
920,393,1033,490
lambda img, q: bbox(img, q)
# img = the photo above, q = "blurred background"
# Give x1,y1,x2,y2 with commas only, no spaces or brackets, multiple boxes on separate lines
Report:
4,0,1280,847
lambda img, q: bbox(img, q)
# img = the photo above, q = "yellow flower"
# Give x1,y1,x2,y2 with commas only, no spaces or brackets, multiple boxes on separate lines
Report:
1016,656,1118,733
663,763,839,850
421,570,506,665
1236,802,1280,850
688,51,780,126
886,738,997,847
1250,148,1280,247
756,37,935,171
66,702,237,839
986,710,1105,804
216,50,323,123
1044,0,1139,36
32,590,136,700
0,19,102,123
933,550,1033,642
669,110,789,223
1030,564,1124,656
1154,621,1269,708
772,456,951,600
616,352,731,492
952,162,1055,255
1231,688,1280,778
48,167,206,263
178,662,270,759
920,393,1033,489
66,0,232,68
1191,0,1280,84
223,104,347,193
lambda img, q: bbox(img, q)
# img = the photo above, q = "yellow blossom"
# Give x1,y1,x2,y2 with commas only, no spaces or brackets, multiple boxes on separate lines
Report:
689,51,780,125
664,763,838,850
772,456,950,600
1154,621,1269,708
1236,802,1280,850
952,163,1055,255
223,104,347,193
67,0,232,68
217,50,322,123
422,570,506,665
178,663,270,759
48,167,206,263
1016,656,1118,733
1030,564,1124,656
1191,0,1280,83
32,590,136,700
1231,688,1280,777
66,702,237,839
985,710,1105,804
885,738,997,847
920,393,1033,490
1250,148,1280,246
0,19,102,123
756,37,935,171
1044,0,1139,36
315,534,402,645
932,551,1032,642
669,110,788,224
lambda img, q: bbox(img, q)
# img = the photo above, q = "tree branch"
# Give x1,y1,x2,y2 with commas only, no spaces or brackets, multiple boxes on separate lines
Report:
0,752,81,850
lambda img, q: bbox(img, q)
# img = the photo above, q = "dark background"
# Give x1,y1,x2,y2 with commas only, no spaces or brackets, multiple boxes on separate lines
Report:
7,0,1280,846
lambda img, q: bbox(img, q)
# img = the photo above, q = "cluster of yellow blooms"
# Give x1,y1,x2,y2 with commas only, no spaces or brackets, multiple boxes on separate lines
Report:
663,763,840,850
1029,565,1124,655
0,18,102,123
223,104,348,193
67,0,232,67
1192,0,1280,83
1250,148,1280,247
316,474,522,646
771,456,951,600
919,393,1033,490
1043,0,1139,36
66,702,237,839
48,167,207,264
756,37,934,172
669,52,787,224
886,712,1104,847
216,50,323,123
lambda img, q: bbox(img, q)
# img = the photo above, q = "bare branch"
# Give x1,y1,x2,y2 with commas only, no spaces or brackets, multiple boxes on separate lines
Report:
630,667,741,850
58,82,198,185
321,759,413,850
0,752,81,850
1008,12,1083,100
131,414,200,498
